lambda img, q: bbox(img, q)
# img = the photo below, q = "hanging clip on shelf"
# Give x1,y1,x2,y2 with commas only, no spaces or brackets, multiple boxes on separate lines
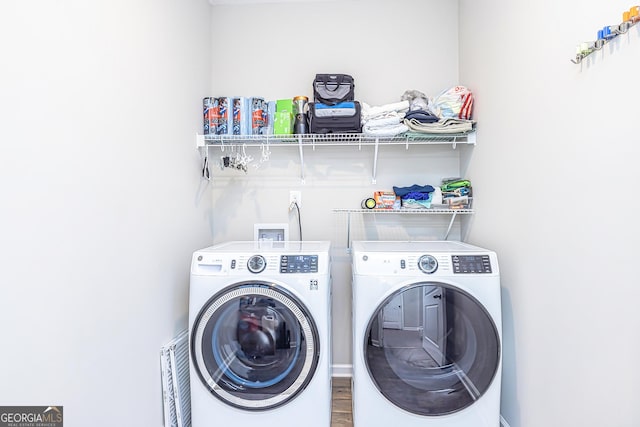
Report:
200,147,210,180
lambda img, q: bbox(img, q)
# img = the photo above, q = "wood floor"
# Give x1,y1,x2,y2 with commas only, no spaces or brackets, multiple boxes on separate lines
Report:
331,377,353,427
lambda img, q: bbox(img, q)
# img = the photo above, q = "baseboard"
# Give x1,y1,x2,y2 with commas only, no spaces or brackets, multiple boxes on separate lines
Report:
331,364,352,377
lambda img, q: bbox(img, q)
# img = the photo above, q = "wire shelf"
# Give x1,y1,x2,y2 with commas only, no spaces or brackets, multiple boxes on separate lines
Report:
333,207,474,250
332,208,474,215
197,131,475,148
197,130,476,184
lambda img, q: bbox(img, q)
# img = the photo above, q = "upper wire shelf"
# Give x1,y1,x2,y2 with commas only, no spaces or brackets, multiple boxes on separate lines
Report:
196,131,475,148
196,130,476,184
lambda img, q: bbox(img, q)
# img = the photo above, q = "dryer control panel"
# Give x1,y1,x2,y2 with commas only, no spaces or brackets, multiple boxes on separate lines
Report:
452,254,492,274
352,251,497,276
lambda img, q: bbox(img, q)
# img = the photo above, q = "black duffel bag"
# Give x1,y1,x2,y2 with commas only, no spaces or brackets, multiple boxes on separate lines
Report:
313,74,355,105
308,101,362,134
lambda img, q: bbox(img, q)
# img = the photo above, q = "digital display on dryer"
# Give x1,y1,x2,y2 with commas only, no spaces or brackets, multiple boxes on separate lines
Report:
280,255,318,273
452,255,492,274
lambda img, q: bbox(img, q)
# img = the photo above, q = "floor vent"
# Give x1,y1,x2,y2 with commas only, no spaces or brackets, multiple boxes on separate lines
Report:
160,330,191,427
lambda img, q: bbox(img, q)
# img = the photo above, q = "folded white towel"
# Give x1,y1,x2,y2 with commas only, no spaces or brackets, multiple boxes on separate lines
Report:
364,115,402,127
361,100,410,122
363,122,409,137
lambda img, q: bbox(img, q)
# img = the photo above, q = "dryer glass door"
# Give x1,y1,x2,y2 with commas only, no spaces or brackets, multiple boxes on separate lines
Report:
191,282,319,410
364,282,500,416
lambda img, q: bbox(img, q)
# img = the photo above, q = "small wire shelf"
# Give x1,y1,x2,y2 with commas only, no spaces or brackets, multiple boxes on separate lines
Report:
332,208,474,214
332,207,474,250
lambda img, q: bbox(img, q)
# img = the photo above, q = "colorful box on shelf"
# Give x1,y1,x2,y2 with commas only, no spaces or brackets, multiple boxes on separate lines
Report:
447,195,471,210
373,191,398,209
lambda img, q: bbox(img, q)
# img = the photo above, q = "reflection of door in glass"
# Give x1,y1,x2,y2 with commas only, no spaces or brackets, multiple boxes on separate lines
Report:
422,285,446,365
365,282,500,416
383,293,403,329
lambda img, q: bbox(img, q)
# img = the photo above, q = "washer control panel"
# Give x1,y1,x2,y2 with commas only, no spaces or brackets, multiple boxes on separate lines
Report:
452,255,492,274
280,255,318,273
192,243,330,276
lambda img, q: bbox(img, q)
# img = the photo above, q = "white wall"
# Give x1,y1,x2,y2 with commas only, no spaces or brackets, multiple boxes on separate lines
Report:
0,1,212,426
459,0,640,425
7,1,631,425
208,0,461,371
210,0,459,104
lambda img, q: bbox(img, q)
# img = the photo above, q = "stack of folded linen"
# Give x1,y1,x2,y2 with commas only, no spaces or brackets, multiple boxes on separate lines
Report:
393,184,436,209
361,100,410,137
404,117,475,134
401,85,476,134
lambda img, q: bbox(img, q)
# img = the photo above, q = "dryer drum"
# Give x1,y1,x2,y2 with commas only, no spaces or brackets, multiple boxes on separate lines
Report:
364,282,500,416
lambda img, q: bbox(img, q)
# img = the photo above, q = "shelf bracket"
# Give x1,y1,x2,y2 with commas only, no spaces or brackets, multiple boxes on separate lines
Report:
444,211,458,240
346,211,352,252
298,135,306,184
467,131,476,146
372,138,379,184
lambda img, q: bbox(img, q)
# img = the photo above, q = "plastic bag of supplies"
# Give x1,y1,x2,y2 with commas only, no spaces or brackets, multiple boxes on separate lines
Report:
429,86,474,120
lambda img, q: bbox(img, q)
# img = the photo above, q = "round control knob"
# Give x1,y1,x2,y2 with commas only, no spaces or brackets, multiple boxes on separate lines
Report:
247,255,266,274
418,254,438,274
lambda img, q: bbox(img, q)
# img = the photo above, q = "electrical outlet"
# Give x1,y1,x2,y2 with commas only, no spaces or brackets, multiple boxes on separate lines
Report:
289,191,301,208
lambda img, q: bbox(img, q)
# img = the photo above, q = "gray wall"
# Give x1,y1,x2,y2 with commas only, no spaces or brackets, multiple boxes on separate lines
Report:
0,1,212,426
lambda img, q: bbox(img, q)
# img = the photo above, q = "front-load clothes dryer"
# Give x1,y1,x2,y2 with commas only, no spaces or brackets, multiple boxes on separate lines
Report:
189,241,332,427
351,241,501,427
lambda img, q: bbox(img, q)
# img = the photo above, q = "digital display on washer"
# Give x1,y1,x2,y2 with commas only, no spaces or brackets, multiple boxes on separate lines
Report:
452,254,492,274
280,255,318,273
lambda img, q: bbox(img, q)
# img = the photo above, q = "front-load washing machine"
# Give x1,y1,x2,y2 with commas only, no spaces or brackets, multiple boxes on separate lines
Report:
189,241,332,427
351,241,501,427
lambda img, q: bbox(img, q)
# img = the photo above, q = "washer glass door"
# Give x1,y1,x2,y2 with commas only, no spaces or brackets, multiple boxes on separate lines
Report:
191,282,319,410
364,282,500,416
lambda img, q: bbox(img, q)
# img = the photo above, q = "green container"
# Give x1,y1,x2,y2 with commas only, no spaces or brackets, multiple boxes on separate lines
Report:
273,99,293,135
276,98,293,112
